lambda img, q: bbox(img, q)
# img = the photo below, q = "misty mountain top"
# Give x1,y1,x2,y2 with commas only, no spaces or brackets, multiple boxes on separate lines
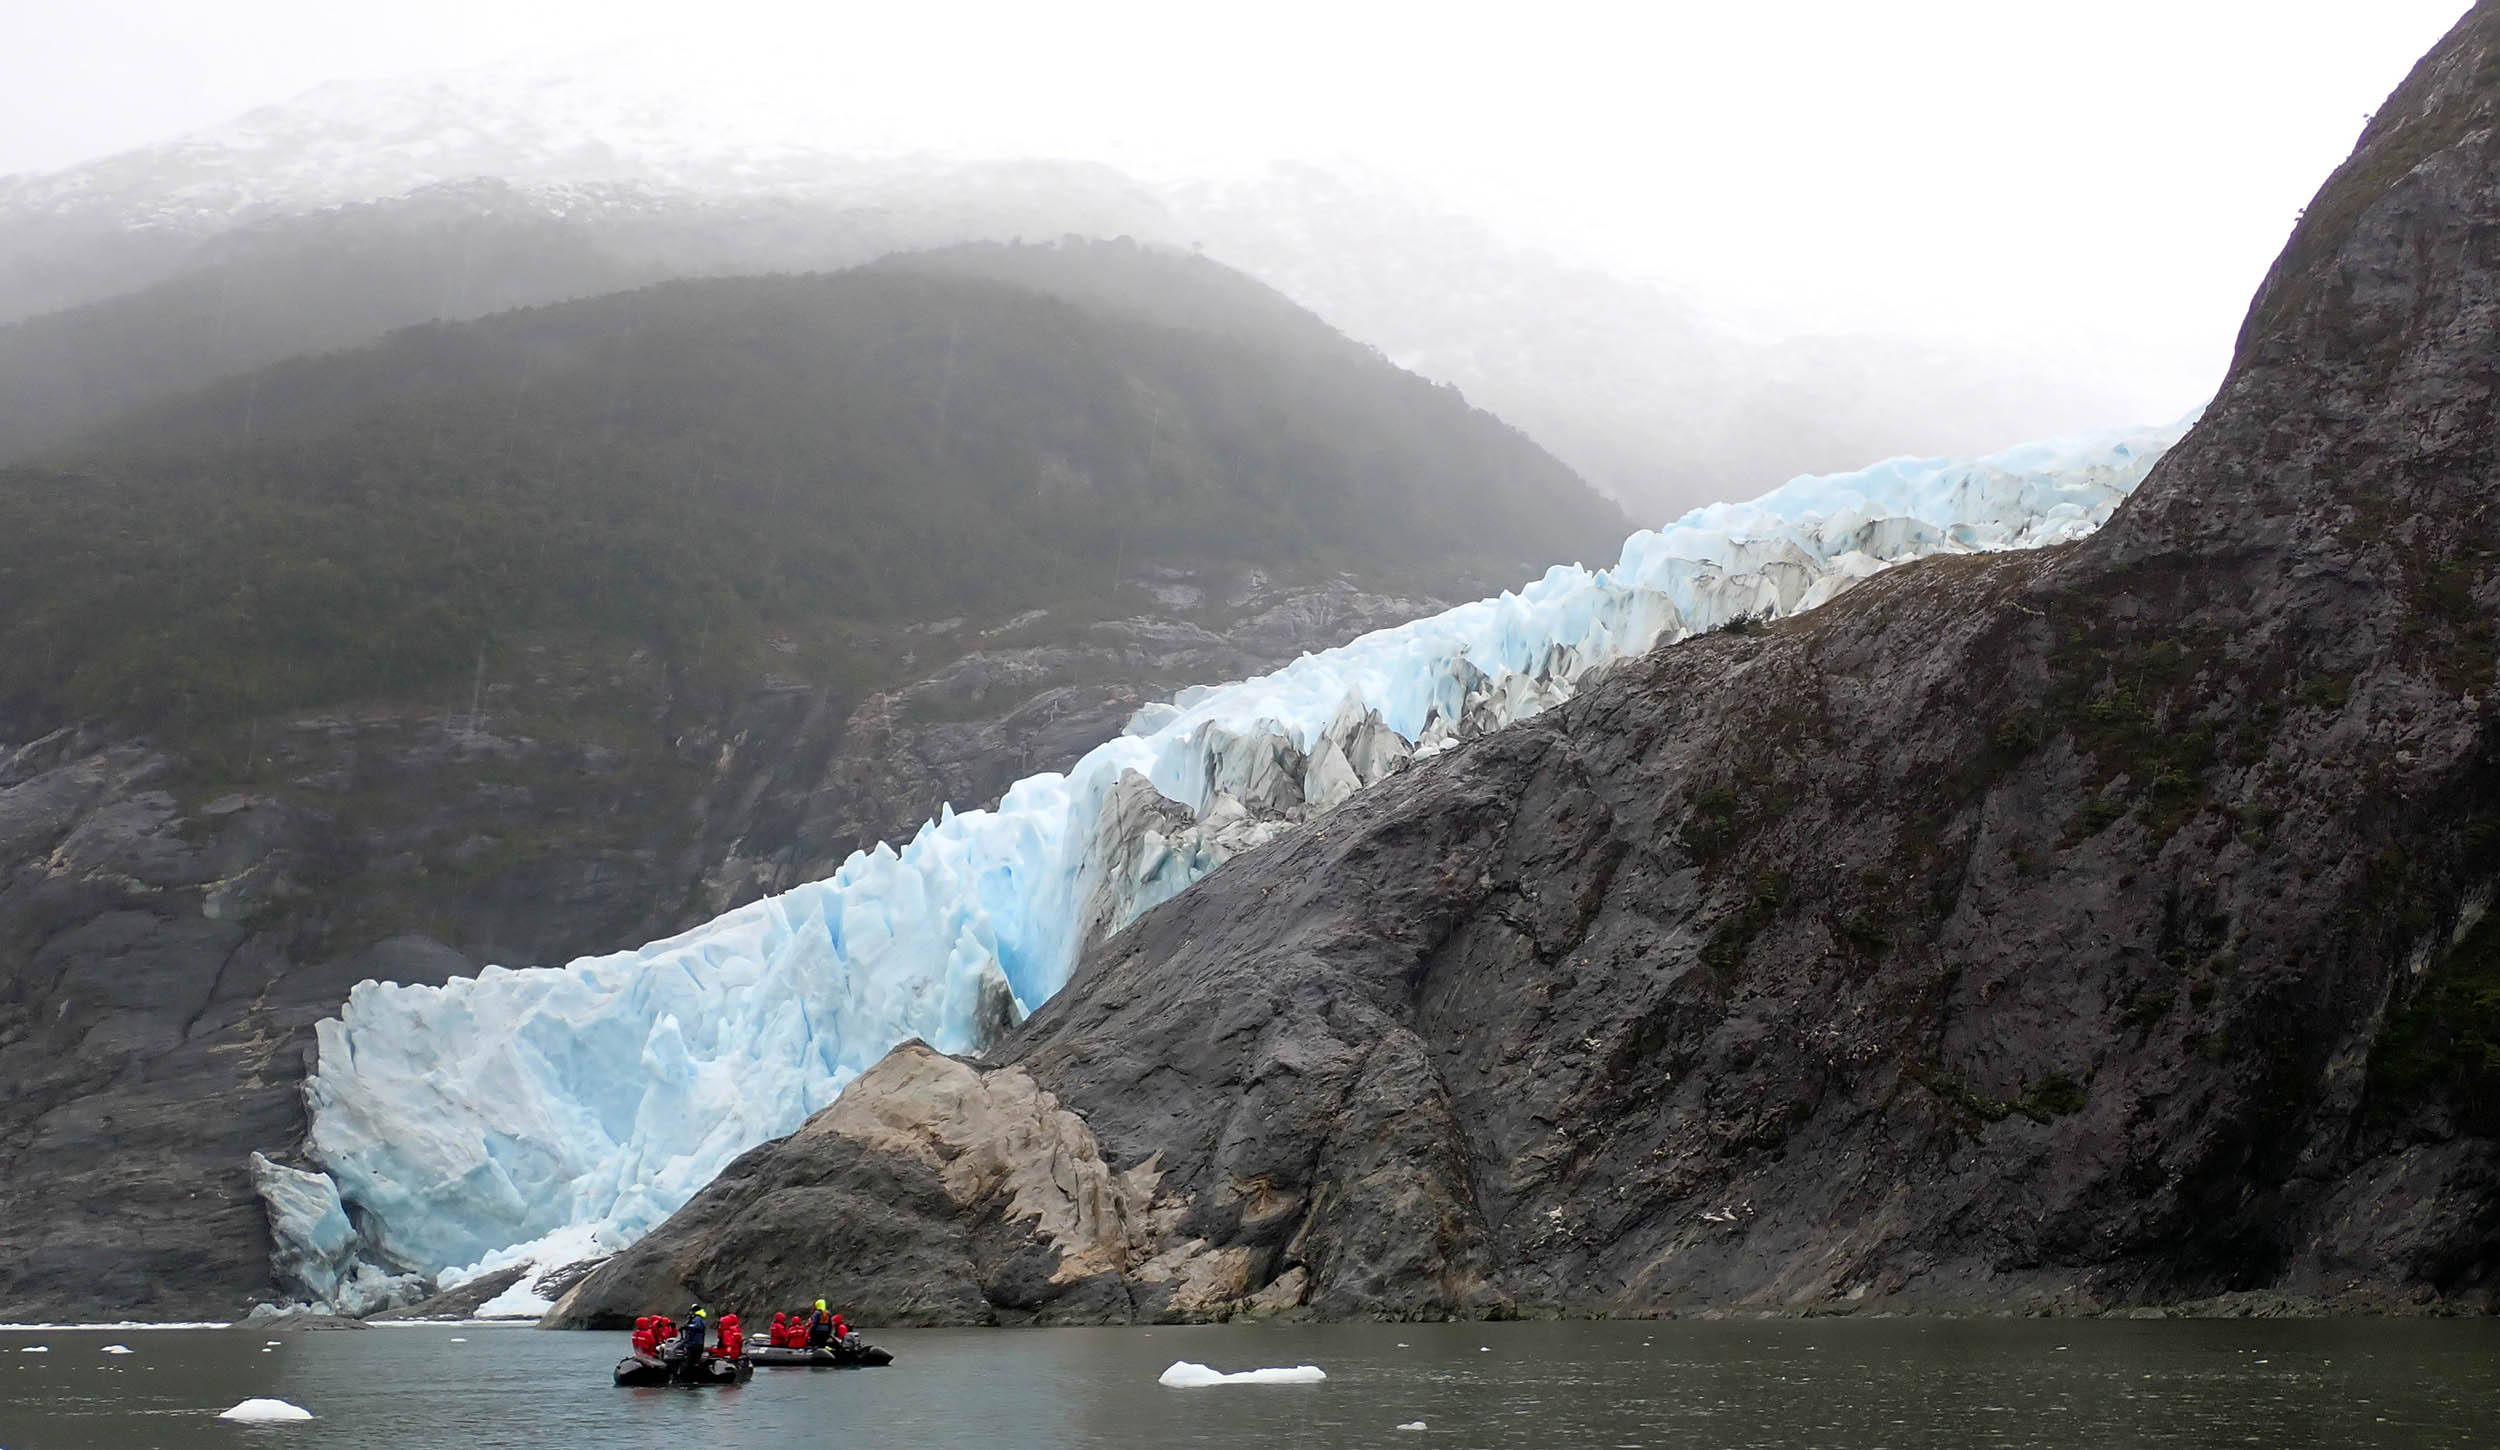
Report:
0,59,2171,515
0,248,1623,735
0,60,1167,230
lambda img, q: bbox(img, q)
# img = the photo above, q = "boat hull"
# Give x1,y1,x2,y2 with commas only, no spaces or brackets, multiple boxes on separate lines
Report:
613,1353,755,1387
747,1342,895,1369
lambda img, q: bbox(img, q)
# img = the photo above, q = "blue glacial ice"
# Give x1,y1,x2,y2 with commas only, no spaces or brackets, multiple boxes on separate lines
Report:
268,421,2187,1302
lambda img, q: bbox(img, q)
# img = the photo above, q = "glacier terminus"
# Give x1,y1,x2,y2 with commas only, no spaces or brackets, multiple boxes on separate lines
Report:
258,423,2187,1314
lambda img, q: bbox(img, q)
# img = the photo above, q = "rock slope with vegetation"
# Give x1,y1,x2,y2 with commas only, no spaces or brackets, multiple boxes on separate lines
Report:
562,5,2500,1325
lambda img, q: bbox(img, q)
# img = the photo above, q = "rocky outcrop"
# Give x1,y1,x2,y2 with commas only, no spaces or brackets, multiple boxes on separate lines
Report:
0,570,1440,1321
553,1042,1335,1326
555,1044,1135,1325
575,5,2500,1322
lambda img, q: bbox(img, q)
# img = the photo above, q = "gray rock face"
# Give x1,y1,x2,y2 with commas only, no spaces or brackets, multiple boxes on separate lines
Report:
554,1044,1160,1327
568,7,2500,1323
0,570,1440,1321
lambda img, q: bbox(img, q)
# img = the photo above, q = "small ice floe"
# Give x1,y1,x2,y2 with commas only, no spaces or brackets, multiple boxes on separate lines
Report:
0,1321,230,1331
1396,1421,1428,1432
20,1345,49,1352
1477,1346,1490,1352
101,1345,134,1355
264,1340,283,1346
449,1336,467,1343
219,1398,312,1422
1158,1361,1326,1387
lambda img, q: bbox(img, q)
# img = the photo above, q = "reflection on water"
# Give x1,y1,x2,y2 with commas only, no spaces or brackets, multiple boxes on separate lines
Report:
2,1316,2495,1449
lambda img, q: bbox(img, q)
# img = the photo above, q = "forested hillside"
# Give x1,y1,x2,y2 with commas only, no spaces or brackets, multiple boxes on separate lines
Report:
0,242,1622,736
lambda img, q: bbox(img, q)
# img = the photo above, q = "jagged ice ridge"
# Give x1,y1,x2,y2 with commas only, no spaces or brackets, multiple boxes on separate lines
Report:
261,423,2186,1311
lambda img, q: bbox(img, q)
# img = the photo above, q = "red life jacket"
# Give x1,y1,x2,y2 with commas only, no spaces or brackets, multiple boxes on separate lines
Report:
718,1315,742,1357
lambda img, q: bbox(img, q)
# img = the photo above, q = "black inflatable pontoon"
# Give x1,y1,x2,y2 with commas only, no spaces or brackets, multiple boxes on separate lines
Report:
747,1340,894,1369
614,1351,755,1387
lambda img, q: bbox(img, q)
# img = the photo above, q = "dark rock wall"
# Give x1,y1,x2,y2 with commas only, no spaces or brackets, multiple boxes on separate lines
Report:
1005,4,2500,1315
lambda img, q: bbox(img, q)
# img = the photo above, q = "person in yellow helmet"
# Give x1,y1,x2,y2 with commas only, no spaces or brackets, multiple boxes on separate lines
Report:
805,1299,835,1348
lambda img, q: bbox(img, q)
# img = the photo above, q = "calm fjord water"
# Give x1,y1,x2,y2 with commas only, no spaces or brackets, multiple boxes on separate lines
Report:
3,1317,2494,1449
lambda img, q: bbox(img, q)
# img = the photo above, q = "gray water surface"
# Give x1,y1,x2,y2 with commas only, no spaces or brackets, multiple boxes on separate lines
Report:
3,1317,2494,1449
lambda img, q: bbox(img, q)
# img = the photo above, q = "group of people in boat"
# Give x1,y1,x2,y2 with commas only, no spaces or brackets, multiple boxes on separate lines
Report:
769,1300,857,1350
629,1307,746,1364
626,1298,856,1363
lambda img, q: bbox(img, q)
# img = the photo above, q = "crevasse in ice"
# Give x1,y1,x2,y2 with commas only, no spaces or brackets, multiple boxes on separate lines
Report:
271,421,2187,1300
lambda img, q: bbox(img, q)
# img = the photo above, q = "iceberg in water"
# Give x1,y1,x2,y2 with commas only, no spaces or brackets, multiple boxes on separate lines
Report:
264,422,2186,1298
219,1398,314,1423
1159,1360,1328,1387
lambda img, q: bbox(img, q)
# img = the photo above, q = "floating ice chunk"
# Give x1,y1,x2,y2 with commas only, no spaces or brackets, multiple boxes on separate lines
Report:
219,1398,313,1422
0,1321,231,1331
1397,1423,1428,1432
1158,1360,1327,1387
449,1336,467,1342
20,1345,47,1352
101,1344,134,1354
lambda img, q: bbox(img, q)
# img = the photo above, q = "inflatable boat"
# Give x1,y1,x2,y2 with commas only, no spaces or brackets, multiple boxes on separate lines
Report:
747,1340,895,1369
613,1352,755,1387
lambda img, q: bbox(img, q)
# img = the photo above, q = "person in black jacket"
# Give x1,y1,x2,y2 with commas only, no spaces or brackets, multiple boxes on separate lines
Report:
673,1308,711,1363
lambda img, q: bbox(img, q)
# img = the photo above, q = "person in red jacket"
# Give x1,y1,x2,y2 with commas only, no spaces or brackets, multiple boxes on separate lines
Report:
830,1313,850,1344
718,1314,742,1359
631,1316,655,1356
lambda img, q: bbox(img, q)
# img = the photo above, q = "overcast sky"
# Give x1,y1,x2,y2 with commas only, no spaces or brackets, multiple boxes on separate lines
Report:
0,0,2476,416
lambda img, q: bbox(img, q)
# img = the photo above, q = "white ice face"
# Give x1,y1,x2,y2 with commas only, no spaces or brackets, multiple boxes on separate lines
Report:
267,420,2189,1299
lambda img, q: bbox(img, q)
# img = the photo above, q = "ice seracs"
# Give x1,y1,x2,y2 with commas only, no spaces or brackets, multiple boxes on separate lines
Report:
258,422,2186,1306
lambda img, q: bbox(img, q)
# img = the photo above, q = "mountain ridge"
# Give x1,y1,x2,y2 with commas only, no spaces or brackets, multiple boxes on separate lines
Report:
0,72,2159,513
0,242,1623,739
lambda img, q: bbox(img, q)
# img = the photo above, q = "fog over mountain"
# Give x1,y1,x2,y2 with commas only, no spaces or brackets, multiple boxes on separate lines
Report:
0,60,2166,516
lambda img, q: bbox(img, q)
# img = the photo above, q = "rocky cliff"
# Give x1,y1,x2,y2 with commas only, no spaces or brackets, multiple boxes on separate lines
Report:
559,5,2500,1325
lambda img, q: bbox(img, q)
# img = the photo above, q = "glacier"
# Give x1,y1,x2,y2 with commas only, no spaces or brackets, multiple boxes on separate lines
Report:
266,422,2186,1303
